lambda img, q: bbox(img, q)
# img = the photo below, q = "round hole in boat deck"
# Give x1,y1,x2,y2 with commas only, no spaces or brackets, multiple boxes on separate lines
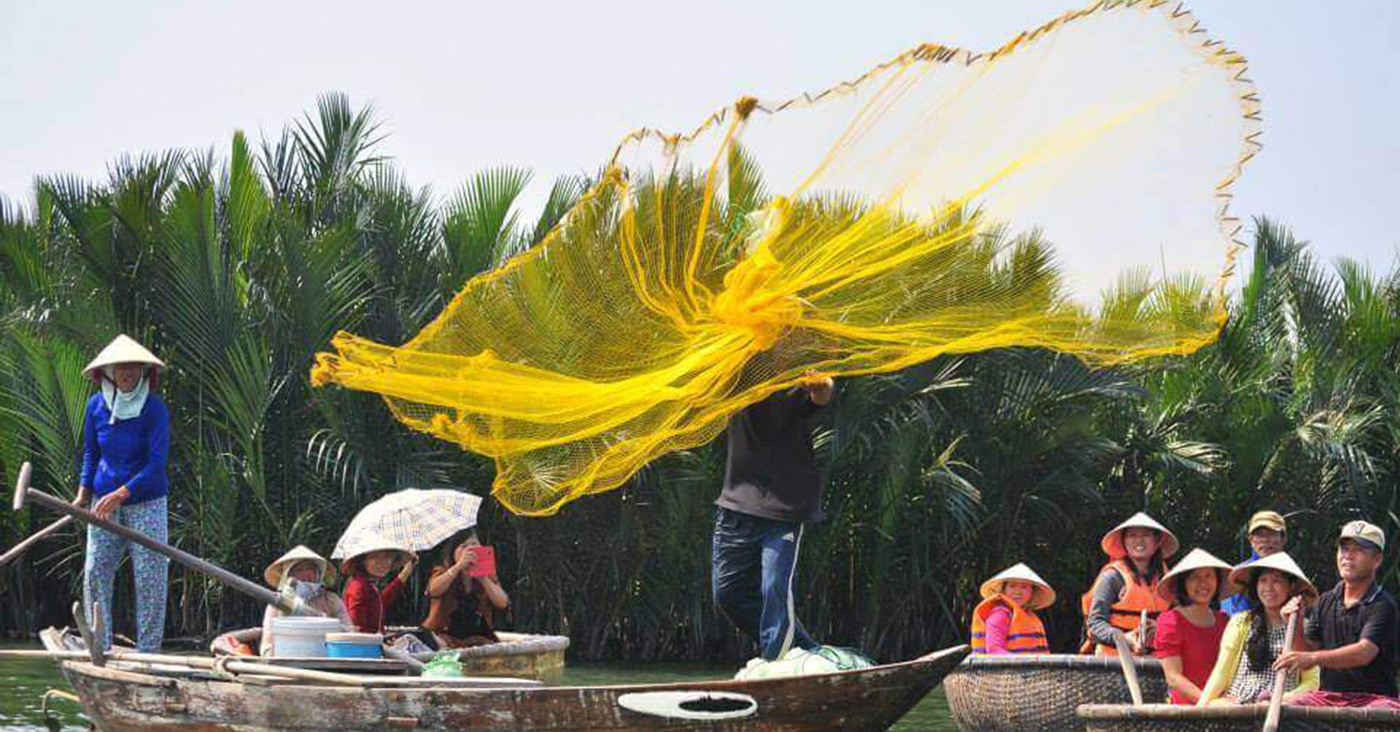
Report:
678,696,757,714
617,691,759,720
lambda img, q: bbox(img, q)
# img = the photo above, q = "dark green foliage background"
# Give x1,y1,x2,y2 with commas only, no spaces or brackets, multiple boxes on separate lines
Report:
1,96,1395,663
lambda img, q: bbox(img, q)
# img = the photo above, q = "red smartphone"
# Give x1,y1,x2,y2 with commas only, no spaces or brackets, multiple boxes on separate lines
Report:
465,546,496,578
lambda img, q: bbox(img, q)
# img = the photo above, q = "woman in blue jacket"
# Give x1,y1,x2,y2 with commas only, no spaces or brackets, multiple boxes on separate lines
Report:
75,335,170,652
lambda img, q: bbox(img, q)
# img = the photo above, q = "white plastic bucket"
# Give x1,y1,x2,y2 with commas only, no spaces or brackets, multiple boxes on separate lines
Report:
270,616,342,657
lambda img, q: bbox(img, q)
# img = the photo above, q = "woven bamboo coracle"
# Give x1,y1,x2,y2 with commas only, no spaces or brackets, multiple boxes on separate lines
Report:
945,654,1169,732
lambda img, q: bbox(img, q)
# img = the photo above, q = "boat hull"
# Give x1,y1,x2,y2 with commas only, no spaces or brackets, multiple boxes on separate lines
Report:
56,645,968,732
944,654,1168,732
1079,702,1400,732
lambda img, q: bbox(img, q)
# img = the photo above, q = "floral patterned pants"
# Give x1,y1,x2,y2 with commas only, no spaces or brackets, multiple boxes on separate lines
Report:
83,496,169,652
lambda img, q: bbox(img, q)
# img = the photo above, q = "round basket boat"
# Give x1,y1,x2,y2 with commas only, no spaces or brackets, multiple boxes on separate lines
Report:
411,631,570,682
944,654,1169,732
211,627,569,681
1079,702,1400,732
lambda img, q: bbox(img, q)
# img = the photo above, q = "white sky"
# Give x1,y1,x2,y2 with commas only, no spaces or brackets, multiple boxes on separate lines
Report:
2,1,1396,270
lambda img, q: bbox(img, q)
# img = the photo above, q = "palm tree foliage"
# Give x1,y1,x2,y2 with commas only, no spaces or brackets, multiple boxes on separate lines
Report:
2,96,1398,663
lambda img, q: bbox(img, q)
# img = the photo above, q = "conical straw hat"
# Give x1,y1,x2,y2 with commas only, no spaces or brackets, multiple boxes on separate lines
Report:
1156,548,1234,603
1101,512,1180,560
336,531,416,573
980,563,1056,610
1228,551,1318,603
264,545,337,588
84,335,165,376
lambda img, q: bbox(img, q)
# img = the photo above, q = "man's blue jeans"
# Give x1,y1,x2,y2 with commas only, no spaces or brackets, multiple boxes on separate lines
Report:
711,507,819,660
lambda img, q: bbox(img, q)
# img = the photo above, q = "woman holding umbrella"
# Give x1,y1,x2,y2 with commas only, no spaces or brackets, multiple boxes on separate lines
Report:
75,335,171,652
339,536,416,634
333,488,485,634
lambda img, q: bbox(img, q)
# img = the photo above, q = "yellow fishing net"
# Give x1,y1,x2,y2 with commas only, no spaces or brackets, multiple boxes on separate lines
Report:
312,1,1259,515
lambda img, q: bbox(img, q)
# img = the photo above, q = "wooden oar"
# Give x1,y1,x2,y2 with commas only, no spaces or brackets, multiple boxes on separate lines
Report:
72,601,104,666
12,461,434,678
0,647,540,687
0,515,73,567
3,646,374,686
1112,630,1145,705
1263,611,1300,732
12,461,311,617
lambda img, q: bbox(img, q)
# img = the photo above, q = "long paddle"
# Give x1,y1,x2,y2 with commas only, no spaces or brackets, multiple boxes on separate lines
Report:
9,645,372,686
1112,630,1145,705
0,516,74,567
0,648,539,687
12,461,310,617
1263,611,1300,732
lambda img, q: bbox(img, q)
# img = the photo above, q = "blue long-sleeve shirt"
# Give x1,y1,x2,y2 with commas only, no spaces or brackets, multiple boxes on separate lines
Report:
1220,550,1262,615
79,392,170,504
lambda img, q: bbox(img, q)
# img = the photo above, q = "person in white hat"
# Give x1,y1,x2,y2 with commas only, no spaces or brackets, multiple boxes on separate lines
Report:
339,536,416,634
1153,549,1231,705
1273,520,1400,706
1081,512,1178,656
971,563,1054,655
75,334,171,653
259,546,353,656
1197,552,1319,705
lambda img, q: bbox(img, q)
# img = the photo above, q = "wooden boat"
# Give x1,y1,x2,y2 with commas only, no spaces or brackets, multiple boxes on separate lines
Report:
943,654,1169,732
40,628,969,732
1078,702,1400,731
212,626,570,681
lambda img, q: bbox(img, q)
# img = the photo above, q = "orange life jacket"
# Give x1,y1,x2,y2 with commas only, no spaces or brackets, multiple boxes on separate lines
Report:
1079,559,1170,656
971,595,1049,654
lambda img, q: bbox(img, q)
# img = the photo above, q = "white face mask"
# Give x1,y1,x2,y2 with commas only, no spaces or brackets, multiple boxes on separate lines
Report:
290,579,323,600
100,369,149,424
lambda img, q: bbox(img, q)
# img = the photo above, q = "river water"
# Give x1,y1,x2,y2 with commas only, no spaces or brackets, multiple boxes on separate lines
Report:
0,650,958,731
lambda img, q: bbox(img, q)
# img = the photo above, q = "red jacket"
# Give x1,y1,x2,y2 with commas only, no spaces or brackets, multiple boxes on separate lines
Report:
343,573,404,633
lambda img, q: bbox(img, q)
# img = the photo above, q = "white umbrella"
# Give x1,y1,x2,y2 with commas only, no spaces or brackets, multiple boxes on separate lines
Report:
332,488,483,559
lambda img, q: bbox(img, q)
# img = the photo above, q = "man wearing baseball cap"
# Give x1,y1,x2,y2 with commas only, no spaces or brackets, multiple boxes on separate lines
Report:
1220,510,1289,615
1276,520,1399,705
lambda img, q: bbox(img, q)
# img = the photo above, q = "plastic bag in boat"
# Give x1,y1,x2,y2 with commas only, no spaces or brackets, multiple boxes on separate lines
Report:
422,650,465,678
734,646,874,679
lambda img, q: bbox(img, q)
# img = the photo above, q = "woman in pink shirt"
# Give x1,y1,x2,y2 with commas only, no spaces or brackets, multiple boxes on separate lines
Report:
1153,548,1231,704
971,564,1054,655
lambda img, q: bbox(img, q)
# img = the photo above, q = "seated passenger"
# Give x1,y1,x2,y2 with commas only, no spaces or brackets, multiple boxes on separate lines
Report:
1221,510,1288,614
971,563,1053,655
341,538,416,634
259,545,352,656
421,530,510,648
1276,521,1400,708
1082,512,1177,656
1153,548,1230,704
1197,552,1319,705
